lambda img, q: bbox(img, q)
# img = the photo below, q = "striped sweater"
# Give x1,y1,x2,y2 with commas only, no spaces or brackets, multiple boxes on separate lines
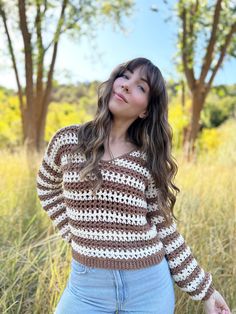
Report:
36,124,215,301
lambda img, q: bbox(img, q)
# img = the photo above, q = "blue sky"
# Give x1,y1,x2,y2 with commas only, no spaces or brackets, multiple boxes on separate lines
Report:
0,0,235,90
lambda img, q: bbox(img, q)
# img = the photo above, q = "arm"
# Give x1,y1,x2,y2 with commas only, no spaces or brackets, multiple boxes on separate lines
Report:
36,128,72,244
146,174,215,301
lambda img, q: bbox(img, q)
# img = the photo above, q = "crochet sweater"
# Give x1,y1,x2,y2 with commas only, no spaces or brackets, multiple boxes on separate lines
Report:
36,124,215,301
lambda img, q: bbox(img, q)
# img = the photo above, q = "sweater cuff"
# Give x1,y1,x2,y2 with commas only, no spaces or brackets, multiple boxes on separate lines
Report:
201,283,216,301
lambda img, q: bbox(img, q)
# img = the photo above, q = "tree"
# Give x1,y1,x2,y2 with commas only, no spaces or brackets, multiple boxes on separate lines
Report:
176,0,236,160
0,0,133,155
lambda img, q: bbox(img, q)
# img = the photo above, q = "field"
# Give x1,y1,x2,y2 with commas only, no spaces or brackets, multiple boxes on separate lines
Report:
0,119,235,314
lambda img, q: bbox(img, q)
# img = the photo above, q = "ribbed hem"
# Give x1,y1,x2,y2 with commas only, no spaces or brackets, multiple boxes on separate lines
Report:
201,283,216,301
71,247,166,270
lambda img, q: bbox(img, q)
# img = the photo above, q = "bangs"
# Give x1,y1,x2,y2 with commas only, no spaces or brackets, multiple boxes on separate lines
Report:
117,58,161,93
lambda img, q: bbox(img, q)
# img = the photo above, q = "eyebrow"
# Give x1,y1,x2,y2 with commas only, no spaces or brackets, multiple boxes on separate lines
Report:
125,69,149,85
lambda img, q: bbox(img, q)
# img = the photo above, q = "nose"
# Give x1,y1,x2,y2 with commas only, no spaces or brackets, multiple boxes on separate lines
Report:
121,83,129,92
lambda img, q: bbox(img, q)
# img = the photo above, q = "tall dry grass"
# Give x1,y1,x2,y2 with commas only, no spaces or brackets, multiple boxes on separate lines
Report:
0,119,235,313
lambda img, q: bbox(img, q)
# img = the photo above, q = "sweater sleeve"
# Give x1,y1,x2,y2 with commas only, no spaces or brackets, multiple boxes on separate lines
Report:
36,128,72,244
145,174,215,301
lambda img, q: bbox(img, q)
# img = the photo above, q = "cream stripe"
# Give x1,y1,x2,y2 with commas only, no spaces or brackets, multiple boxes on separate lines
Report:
157,222,177,238
47,203,65,216
172,259,198,281
53,212,68,226
63,169,145,192
37,186,62,196
113,158,150,177
64,189,146,208
165,234,185,254
37,175,61,189
180,268,207,293
40,194,64,207
44,154,61,173
59,223,70,235
71,241,164,259
70,224,158,242
168,246,192,268
67,207,147,225
38,164,62,183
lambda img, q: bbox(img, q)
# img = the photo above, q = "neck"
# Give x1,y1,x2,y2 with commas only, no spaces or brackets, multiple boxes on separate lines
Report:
108,119,133,144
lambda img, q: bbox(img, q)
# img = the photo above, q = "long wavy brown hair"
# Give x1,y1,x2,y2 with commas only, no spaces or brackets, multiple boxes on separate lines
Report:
70,57,180,225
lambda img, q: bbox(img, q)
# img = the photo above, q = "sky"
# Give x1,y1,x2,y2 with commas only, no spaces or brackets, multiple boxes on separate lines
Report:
0,0,235,90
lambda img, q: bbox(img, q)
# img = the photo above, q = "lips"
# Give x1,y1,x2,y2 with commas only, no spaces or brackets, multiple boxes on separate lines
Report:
114,92,128,103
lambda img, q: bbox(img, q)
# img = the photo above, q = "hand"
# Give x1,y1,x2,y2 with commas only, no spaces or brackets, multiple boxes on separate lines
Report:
204,290,231,314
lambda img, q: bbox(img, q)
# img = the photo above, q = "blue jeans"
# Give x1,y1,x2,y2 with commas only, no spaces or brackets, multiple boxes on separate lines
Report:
54,256,175,314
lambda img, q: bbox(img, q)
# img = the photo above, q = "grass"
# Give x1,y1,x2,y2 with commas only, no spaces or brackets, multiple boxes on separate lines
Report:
0,119,235,313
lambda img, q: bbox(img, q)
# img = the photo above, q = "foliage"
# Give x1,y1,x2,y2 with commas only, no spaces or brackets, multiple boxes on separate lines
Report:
201,84,236,128
0,90,22,148
169,96,191,149
50,81,100,105
201,94,236,128
196,128,221,153
196,118,236,162
45,102,93,141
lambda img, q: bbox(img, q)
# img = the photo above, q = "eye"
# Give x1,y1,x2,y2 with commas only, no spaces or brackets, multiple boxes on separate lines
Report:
121,73,129,79
138,85,146,92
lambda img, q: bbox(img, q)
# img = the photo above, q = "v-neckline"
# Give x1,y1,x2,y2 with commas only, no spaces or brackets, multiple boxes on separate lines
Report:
99,148,138,163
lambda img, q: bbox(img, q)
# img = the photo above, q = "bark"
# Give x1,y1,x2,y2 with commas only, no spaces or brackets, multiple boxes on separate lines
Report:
184,86,207,161
18,0,36,153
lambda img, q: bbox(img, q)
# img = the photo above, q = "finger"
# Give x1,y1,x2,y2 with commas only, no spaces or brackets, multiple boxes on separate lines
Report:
216,299,231,312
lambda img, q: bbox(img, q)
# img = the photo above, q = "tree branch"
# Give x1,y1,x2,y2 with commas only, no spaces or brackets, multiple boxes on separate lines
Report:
41,0,68,120
207,22,236,90
35,0,45,103
181,6,195,90
18,0,34,109
199,0,222,84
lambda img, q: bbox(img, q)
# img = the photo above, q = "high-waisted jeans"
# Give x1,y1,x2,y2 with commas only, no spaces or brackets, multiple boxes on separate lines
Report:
54,256,175,314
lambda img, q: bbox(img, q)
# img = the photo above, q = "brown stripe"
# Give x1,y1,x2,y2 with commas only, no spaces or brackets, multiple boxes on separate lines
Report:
71,247,165,270
65,199,148,216
57,219,69,230
50,206,67,220
63,179,145,200
69,219,153,233
168,252,194,274
37,170,61,186
169,264,197,289
38,189,63,202
72,234,160,250
42,198,64,211
188,271,211,298
42,160,62,177
46,126,79,156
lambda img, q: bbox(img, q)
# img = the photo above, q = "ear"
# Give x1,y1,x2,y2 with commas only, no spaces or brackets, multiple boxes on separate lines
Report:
139,111,147,119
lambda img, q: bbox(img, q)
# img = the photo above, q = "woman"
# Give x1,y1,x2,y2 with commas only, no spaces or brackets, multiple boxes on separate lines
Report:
36,57,231,314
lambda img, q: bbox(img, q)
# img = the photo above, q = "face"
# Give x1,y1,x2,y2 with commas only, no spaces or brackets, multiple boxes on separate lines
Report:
108,67,150,121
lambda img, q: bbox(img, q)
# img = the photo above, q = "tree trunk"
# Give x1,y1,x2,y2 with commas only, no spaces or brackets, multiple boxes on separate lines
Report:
36,99,49,153
22,98,50,152
183,87,207,161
